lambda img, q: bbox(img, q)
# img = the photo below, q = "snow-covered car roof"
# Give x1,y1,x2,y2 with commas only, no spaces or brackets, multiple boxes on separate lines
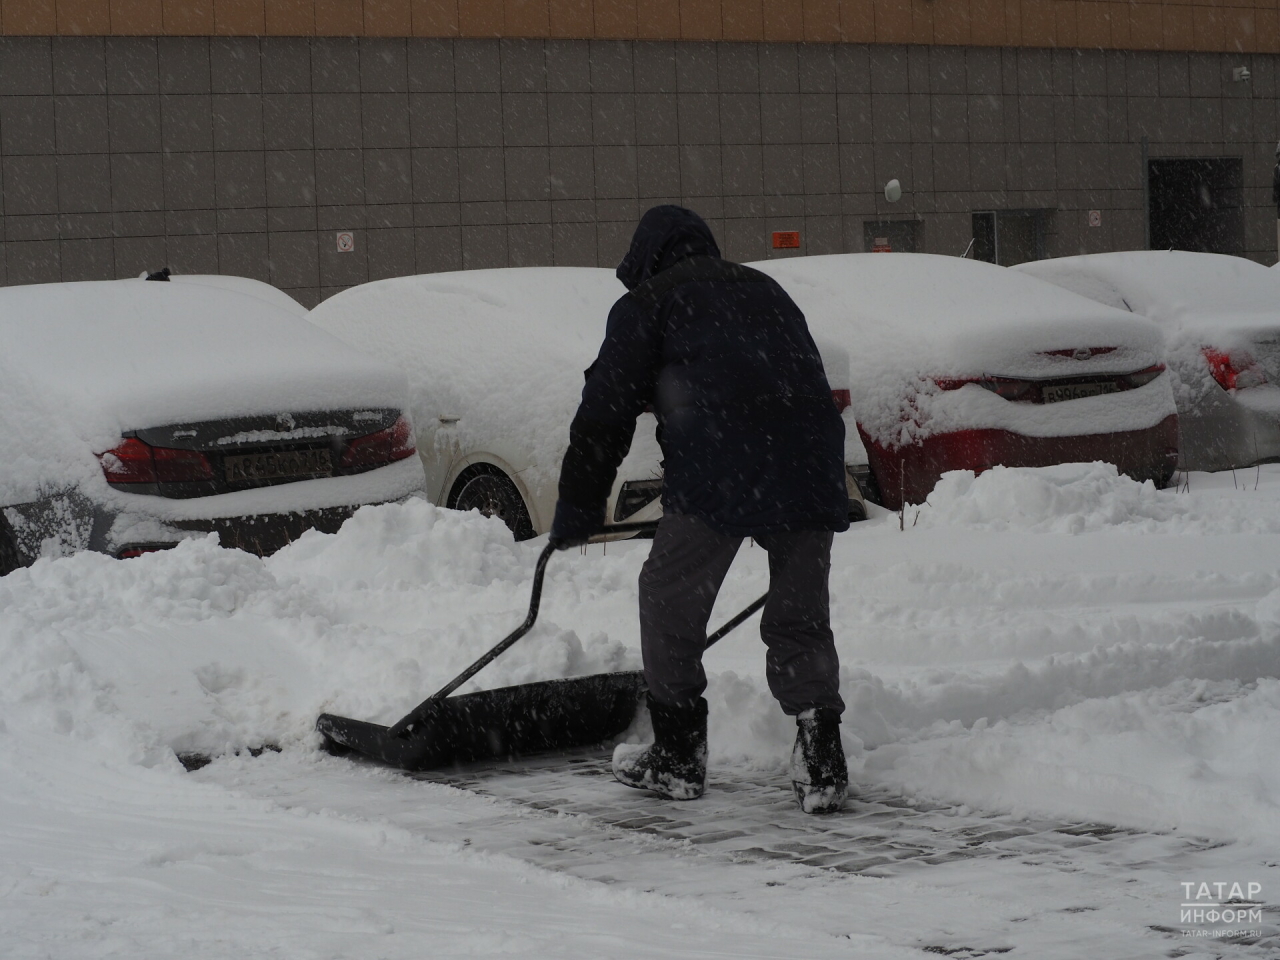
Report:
0,279,407,455
752,253,1163,380
310,268,627,488
1013,251,1280,344
160,274,308,318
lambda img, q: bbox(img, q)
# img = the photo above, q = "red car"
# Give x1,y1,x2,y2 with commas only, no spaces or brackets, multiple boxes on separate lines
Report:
754,254,1178,509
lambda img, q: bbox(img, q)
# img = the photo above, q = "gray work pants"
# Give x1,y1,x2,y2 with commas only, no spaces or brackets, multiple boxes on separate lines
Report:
638,513,843,716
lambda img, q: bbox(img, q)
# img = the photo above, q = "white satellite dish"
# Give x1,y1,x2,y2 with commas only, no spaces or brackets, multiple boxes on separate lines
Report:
884,179,902,203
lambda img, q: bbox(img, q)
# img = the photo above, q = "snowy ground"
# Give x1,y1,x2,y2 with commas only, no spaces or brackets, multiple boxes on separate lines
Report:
3,462,1279,958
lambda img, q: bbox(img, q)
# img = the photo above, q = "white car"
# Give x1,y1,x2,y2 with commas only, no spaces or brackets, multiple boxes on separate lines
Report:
308,267,863,539
753,254,1178,507
0,276,424,571
1015,251,1280,472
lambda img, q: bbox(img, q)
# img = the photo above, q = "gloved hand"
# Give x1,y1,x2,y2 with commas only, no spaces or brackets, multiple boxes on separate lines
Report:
549,500,601,550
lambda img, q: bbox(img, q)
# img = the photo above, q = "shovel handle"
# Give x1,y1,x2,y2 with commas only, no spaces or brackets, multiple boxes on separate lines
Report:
387,520,767,739
388,541,556,737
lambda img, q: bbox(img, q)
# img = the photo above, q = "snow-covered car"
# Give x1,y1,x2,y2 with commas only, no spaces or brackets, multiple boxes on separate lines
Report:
0,277,425,571
308,267,865,539
1015,251,1280,472
753,254,1178,509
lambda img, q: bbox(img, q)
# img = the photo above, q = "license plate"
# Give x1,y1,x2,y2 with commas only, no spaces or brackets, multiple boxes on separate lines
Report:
1042,381,1120,404
225,448,332,484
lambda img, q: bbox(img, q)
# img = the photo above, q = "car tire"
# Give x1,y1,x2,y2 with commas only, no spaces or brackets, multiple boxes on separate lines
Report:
448,464,536,542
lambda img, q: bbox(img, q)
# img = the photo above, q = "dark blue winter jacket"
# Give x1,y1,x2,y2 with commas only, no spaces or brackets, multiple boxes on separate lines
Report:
552,206,849,540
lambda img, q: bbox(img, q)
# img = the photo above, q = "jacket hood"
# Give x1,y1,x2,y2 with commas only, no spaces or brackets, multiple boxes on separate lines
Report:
615,205,722,290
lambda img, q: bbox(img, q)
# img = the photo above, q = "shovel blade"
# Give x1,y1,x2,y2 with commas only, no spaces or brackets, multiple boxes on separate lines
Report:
317,670,647,772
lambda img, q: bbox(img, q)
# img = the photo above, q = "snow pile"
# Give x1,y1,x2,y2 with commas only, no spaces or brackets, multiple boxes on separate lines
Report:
0,499,634,763
754,254,1174,447
910,461,1280,536
868,677,1280,840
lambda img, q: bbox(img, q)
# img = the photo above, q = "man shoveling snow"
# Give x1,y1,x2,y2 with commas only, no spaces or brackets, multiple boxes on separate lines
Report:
549,206,852,813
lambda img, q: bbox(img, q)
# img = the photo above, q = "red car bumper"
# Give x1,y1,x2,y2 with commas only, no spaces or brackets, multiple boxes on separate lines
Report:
860,414,1180,510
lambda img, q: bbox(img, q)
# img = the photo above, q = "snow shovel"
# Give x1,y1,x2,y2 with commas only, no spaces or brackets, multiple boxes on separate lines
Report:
316,522,768,772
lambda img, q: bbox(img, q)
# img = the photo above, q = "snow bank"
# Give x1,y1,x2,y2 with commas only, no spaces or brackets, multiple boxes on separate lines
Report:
911,460,1280,535
5,462,1280,858
754,254,1172,446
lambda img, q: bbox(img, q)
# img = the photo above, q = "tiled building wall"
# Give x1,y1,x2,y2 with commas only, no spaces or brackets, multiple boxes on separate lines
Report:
0,35,1276,306
1,0,1277,54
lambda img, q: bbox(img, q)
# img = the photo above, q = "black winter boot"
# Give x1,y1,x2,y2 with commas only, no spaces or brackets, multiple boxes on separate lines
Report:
790,707,848,814
612,694,708,800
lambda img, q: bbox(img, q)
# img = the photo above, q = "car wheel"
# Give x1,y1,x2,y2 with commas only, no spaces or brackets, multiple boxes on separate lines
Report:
448,465,536,542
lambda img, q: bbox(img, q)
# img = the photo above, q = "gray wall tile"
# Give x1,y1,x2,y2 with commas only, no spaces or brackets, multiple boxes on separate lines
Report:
2,97,56,154
263,94,313,150
58,155,111,213
363,92,410,148
163,95,214,152
408,39,454,93
550,146,594,199
269,230,319,287
677,93,718,145
313,40,361,93
159,39,210,94
52,38,105,96
637,144,680,197
633,42,676,93
106,39,158,95
1,39,52,96
505,92,549,146
508,222,552,266
590,41,634,93
261,40,307,94
266,150,316,207
413,148,459,202
417,225,463,272
410,92,457,147
456,92,503,147
164,152,216,209
456,41,501,93
457,147,505,201
314,93,363,149
211,94,262,151
676,43,718,93
548,92,592,145
108,95,161,152
111,153,164,211
215,151,266,208
546,40,590,93
315,149,365,205
501,39,546,92
361,39,408,93
60,237,114,280
720,44,759,92
504,147,549,201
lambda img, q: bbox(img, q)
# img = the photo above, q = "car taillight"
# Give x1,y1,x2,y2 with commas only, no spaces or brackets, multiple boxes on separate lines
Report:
831,389,851,412
1125,364,1166,388
1203,348,1267,391
341,415,416,469
100,438,157,483
100,438,213,483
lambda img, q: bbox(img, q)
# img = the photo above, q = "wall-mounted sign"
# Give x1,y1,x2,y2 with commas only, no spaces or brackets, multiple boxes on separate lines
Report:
1088,210,1102,227
336,231,355,252
772,230,801,249
871,236,892,252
